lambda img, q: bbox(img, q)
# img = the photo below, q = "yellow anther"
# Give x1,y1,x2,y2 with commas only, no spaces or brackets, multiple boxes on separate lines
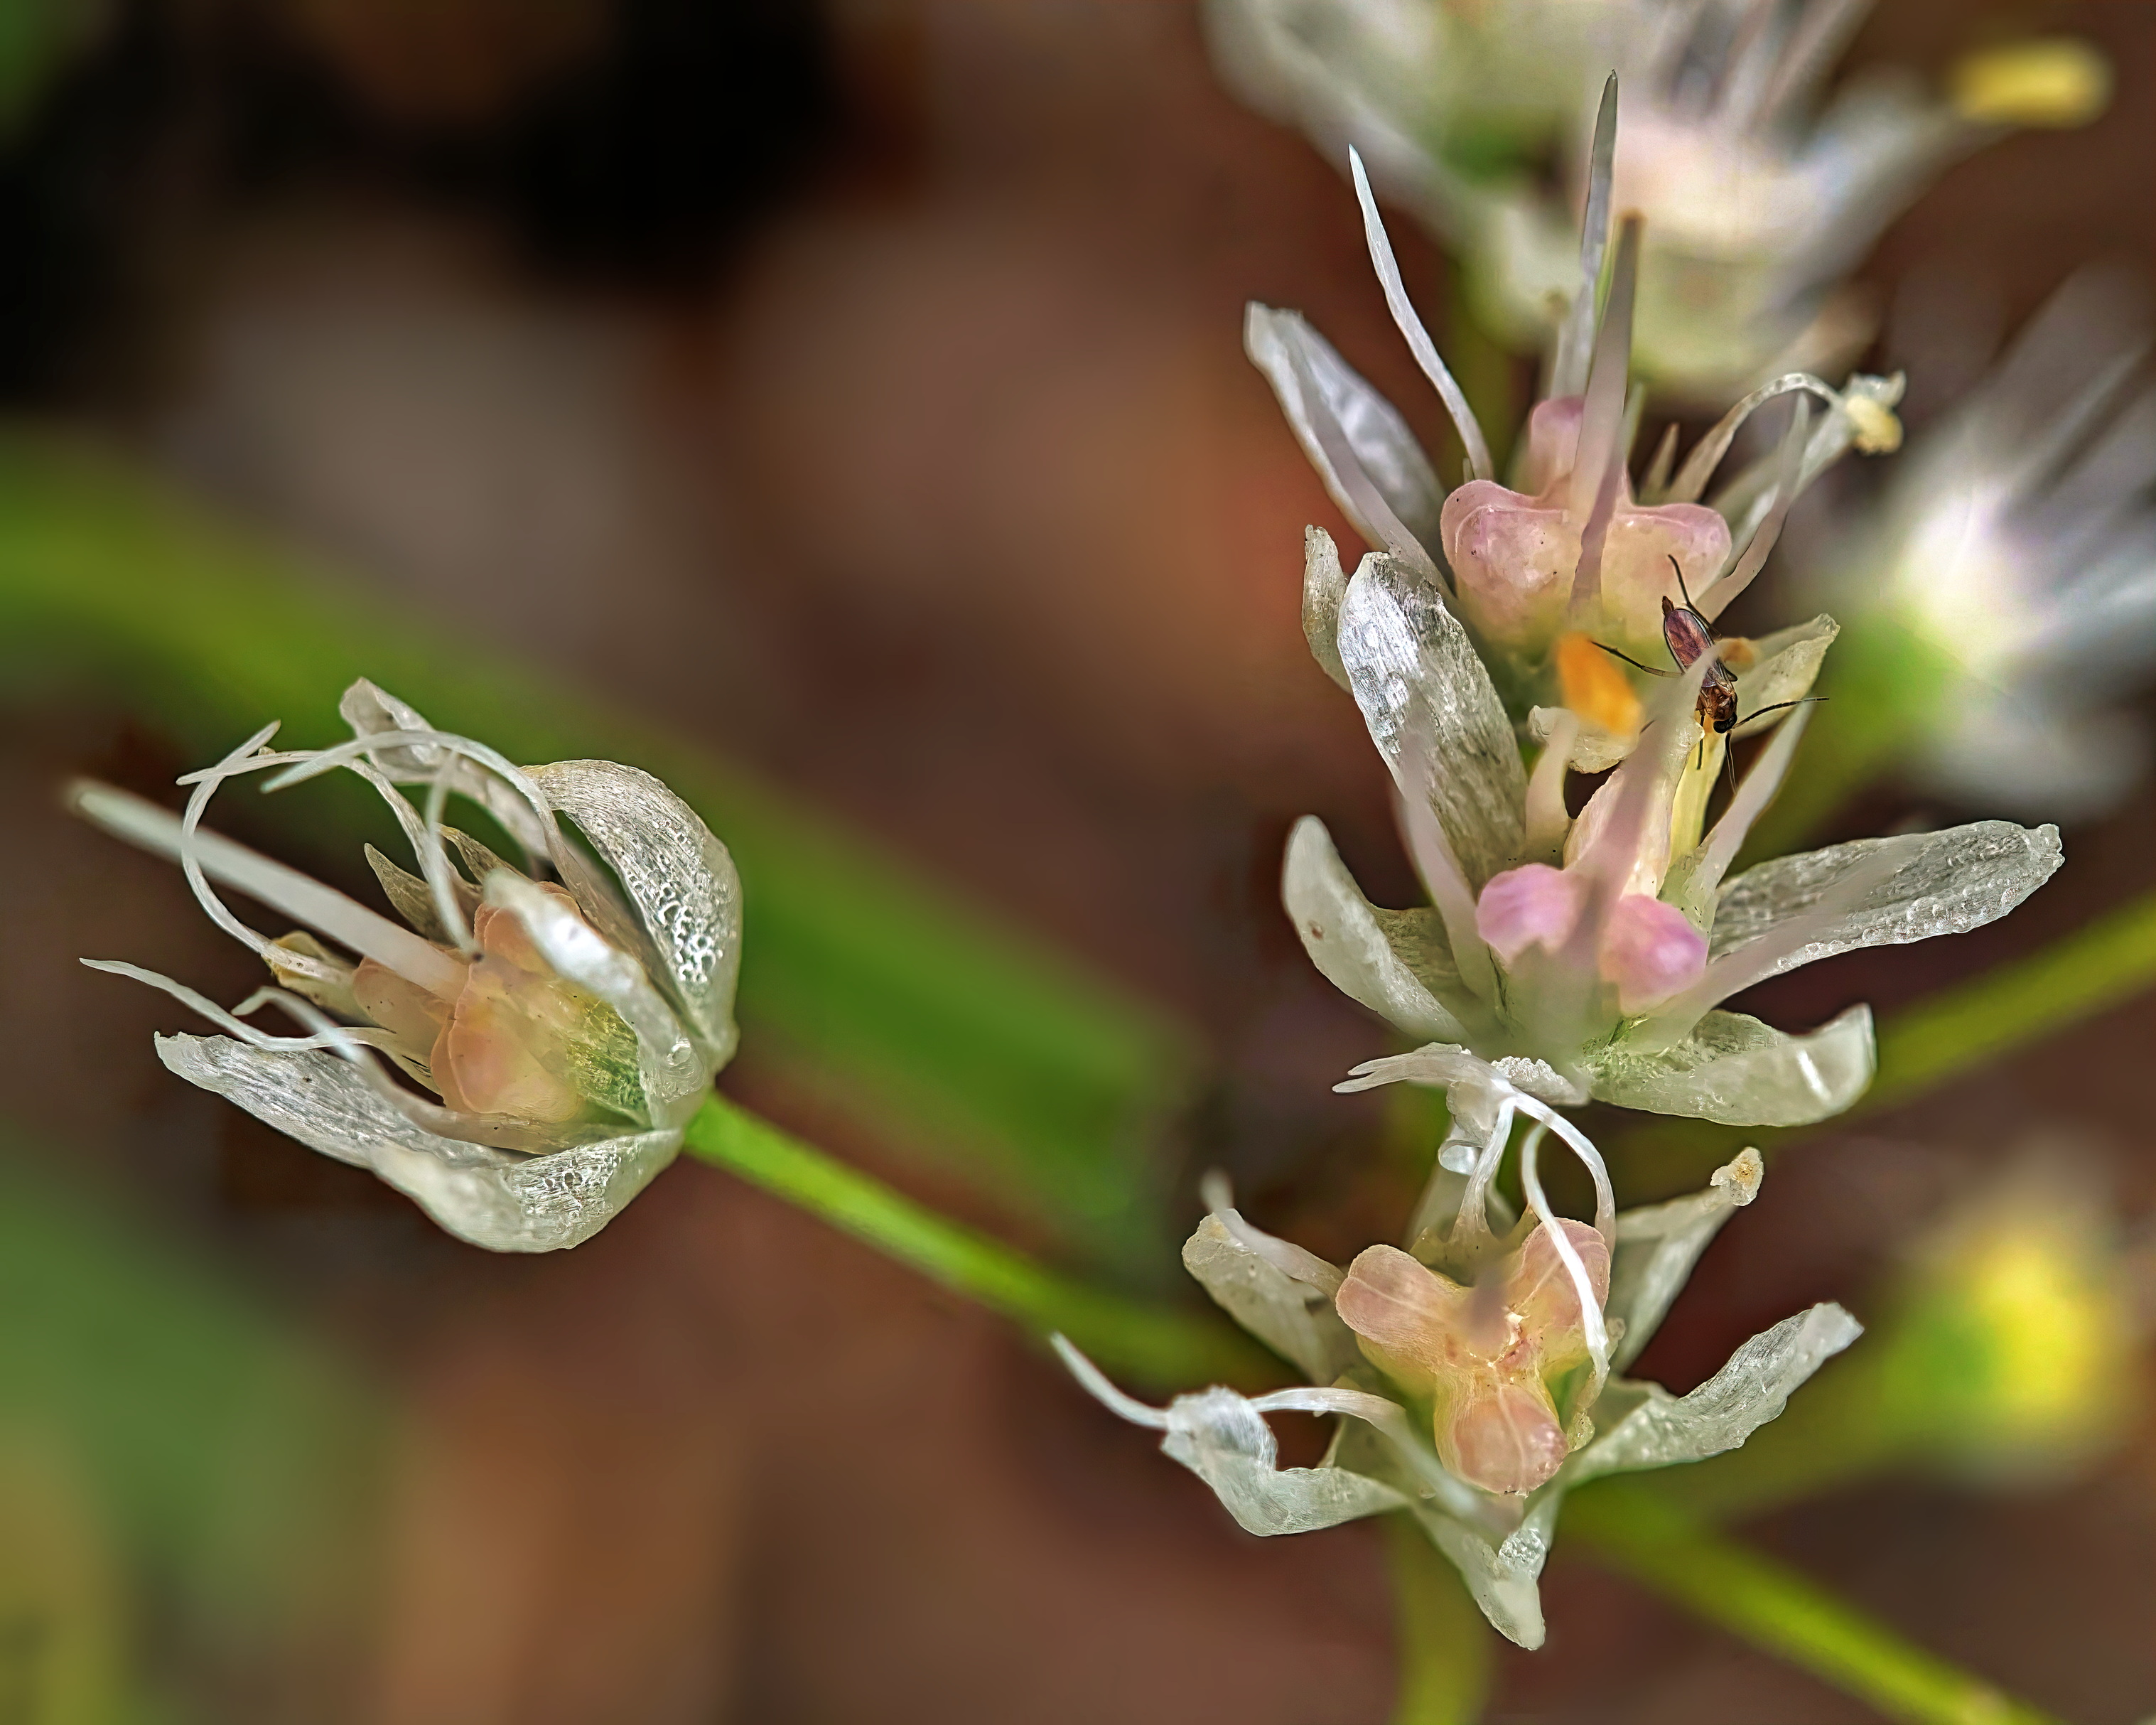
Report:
1843,394,1904,456
1949,39,2111,130
1556,632,1642,738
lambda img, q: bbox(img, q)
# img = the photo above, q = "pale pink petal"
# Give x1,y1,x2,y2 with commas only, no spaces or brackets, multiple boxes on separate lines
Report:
1502,1220,1612,1348
1439,480,1580,652
1443,1378,1572,1497
1600,893,1709,1014
1518,397,1584,495
1335,1244,1471,1396
1475,864,1588,963
1597,503,1735,652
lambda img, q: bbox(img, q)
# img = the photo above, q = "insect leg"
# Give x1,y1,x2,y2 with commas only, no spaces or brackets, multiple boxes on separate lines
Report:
1595,641,1678,677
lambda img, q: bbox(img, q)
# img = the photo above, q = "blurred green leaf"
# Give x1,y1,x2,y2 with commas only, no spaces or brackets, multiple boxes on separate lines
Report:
1385,1513,1492,1725
0,429,1202,1277
0,0,103,137
0,1125,383,1716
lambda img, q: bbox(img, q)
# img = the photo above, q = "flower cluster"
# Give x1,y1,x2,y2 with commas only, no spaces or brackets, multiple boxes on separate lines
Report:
1061,1070,1858,1647
73,681,740,1252
1256,138,2059,1130
1058,91,2075,1645
1209,0,2107,397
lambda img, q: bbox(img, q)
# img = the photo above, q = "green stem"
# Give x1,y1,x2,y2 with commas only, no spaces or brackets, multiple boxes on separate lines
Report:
1386,1513,1493,1725
1566,1481,2065,1725
681,1092,1270,1390
1865,886,2156,1114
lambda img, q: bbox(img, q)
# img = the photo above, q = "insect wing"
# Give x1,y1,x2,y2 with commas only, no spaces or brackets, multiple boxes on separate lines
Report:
1660,598,1718,673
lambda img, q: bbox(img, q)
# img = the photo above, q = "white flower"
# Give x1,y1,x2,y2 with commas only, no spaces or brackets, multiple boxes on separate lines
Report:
1802,273,2156,821
72,680,740,1252
1059,1062,1860,1648
1209,0,2108,397
1289,534,2061,1127
1251,124,1900,699
1251,141,2057,1128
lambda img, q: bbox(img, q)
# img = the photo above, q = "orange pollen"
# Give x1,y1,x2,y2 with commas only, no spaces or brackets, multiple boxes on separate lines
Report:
1556,632,1642,737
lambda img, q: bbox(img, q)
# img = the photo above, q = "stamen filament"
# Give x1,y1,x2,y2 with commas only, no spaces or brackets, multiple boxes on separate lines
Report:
1516,1114,1612,1396
68,780,467,1000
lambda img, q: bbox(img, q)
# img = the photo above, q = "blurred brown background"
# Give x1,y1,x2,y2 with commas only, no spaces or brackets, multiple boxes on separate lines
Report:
2,1,2154,1719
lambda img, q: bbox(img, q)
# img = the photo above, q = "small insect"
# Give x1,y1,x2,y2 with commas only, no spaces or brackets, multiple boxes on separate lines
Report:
1597,556,1822,773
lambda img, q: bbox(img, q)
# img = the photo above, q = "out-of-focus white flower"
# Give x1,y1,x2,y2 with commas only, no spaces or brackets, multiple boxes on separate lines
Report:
1209,0,2108,398
72,680,740,1252
1060,1082,1859,1648
1805,274,2156,821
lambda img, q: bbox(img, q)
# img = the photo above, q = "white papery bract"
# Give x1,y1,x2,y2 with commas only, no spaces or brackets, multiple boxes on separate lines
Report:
1208,0,2106,398
1060,1083,1860,1648
72,680,741,1252
1805,273,2156,821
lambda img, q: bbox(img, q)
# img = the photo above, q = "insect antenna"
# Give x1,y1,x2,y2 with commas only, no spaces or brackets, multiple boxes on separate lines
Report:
1667,552,1696,612
1736,695,1830,726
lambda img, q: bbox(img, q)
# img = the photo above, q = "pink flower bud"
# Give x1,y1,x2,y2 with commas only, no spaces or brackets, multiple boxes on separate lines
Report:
1597,893,1708,1014
1476,864,1588,964
1444,1377,1572,1497
1438,396,1731,657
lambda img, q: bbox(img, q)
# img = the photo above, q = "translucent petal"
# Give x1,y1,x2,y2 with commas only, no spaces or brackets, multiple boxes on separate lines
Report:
1244,303,1445,554
1709,821,2064,979
525,760,743,1067
1302,525,1351,690
1181,1215,1362,1384
1607,1150,1763,1368
363,843,474,943
1055,1343,1409,1537
156,1033,679,1252
1529,706,1633,774
481,873,711,1128
338,680,552,857
1282,817,1471,1043
1586,1006,1875,1127
1563,1304,1865,1485
1160,1388,1410,1536
1406,1495,1556,1650
1337,1043,1587,1112
1349,148,1492,480
1730,613,1839,736
1336,552,1526,888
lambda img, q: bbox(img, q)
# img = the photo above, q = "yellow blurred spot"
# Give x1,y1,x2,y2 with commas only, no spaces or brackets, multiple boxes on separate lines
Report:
1950,1220,2123,1444
1843,395,1903,455
1949,39,2111,129
1556,632,1641,738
